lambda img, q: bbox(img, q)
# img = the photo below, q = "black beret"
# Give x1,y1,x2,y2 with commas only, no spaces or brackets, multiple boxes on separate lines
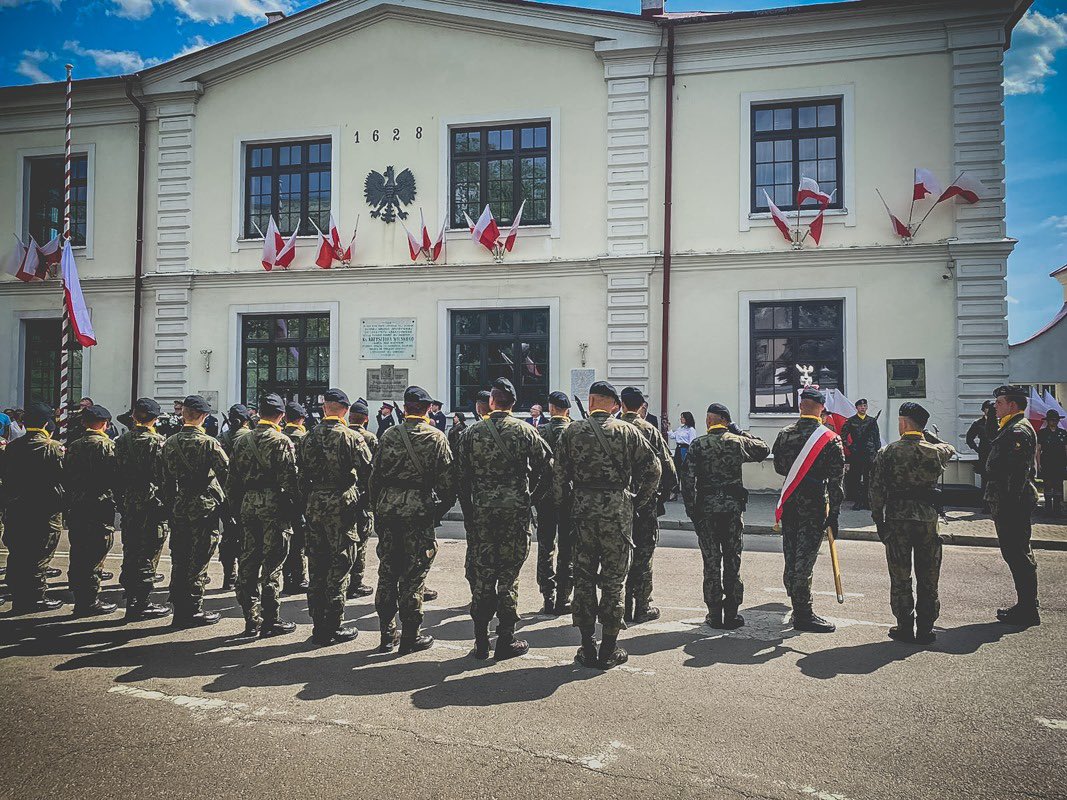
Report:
133,397,162,418
25,401,54,427
404,385,433,403
800,388,826,404
351,398,369,416
491,377,516,400
285,401,307,421
548,391,571,409
476,390,491,404
323,388,350,406
589,380,620,403
83,404,111,422
993,385,1027,401
620,386,645,406
856,398,869,405
706,402,732,421
898,401,930,428
228,403,252,421
183,395,212,414
259,393,285,416
1046,409,1062,419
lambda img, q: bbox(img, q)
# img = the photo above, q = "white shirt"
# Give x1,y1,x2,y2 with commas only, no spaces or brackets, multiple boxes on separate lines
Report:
668,426,697,446
7,420,26,441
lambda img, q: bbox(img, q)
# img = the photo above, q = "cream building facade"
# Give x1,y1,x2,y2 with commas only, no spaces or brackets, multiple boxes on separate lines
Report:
0,0,1029,486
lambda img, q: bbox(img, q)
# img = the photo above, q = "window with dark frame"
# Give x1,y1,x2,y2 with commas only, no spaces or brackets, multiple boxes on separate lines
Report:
450,308,549,412
450,123,549,229
241,313,330,411
23,318,83,410
751,98,842,213
26,155,88,247
750,300,844,414
244,139,331,239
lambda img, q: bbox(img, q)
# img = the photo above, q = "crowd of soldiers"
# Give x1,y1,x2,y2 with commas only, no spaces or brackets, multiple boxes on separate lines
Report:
0,379,1042,668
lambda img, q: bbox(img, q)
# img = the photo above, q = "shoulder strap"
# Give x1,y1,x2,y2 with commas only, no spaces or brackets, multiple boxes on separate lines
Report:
395,423,428,484
484,417,515,464
168,436,193,474
588,416,626,483
247,431,271,472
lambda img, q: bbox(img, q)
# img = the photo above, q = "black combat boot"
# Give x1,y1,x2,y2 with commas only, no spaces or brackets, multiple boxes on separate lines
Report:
473,620,491,660
422,587,438,602
575,626,598,668
494,626,529,660
153,573,165,584
98,570,114,581
173,609,221,627
541,592,555,615
347,583,373,599
996,604,1041,627
705,606,724,629
125,596,171,621
914,622,936,645
597,631,628,669
792,603,836,633
888,616,915,642
73,600,118,617
12,597,64,614
554,593,572,616
234,620,261,641
624,592,634,624
45,567,62,579
722,605,744,630
260,618,297,637
398,630,434,655
379,623,400,653
633,605,660,624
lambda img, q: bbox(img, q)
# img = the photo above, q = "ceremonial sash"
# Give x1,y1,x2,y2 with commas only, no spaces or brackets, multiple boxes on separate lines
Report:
775,424,837,522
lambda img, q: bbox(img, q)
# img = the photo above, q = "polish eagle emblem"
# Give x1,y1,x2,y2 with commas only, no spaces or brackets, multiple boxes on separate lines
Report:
364,165,416,223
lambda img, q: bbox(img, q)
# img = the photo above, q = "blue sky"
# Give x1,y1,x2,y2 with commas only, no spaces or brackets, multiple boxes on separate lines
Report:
2,0,1066,341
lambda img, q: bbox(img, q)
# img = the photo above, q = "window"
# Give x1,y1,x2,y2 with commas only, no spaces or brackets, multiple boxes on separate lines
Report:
26,155,88,246
245,139,331,238
450,308,549,412
750,300,843,413
751,99,842,213
241,313,330,409
450,123,549,229
23,319,83,410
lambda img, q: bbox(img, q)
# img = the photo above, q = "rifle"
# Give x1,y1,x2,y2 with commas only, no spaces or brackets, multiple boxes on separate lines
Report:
572,394,589,420
392,400,403,425
826,524,845,604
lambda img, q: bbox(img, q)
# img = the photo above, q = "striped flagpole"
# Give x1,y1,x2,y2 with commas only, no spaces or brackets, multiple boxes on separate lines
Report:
58,64,73,438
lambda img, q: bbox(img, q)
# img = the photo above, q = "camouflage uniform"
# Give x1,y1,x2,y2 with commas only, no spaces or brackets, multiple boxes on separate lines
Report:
299,418,373,634
870,432,955,631
64,430,120,610
348,423,379,592
115,425,169,607
455,411,551,632
620,411,677,618
1,429,64,608
281,422,308,590
682,425,770,617
841,413,880,507
1037,424,1067,513
227,422,300,628
772,417,845,614
557,411,660,635
533,415,573,607
369,417,456,639
162,426,229,618
218,424,250,580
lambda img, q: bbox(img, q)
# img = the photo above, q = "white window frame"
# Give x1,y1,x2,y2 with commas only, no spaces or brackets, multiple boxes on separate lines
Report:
738,287,857,430
439,109,562,241
739,85,856,232
226,301,340,407
9,309,94,408
231,126,342,252
16,143,96,259
437,296,561,412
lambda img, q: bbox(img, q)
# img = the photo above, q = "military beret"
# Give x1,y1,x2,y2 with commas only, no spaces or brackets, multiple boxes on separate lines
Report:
620,386,645,407
1046,409,1062,419
133,397,162,418
800,387,826,404
25,401,54,427
323,388,350,406
350,398,369,416
589,380,620,403
993,385,1027,402
404,385,433,403
83,404,111,422
183,395,213,414
380,400,394,409
856,398,869,406
707,402,732,421
548,390,571,409
491,377,516,401
259,393,285,416
898,401,930,428
284,401,307,421
228,403,252,421
475,390,491,404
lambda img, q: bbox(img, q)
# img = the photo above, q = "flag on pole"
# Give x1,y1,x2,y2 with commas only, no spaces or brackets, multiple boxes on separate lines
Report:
420,209,432,251
763,190,793,243
822,388,856,436
463,211,476,233
808,209,826,246
913,168,943,201
430,220,446,262
5,234,27,278
937,172,983,204
503,199,526,253
889,210,911,237
400,218,423,261
471,205,500,252
797,176,832,207
312,217,335,269
274,225,299,269
39,233,63,268
61,240,95,347
16,236,48,282
260,216,282,271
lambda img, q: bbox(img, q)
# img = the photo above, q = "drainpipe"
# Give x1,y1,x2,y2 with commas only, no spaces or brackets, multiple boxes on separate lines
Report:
124,75,147,407
658,22,675,434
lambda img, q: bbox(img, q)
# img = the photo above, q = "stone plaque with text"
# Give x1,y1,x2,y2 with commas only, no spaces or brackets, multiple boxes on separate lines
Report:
361,318,416,360
367,364,409,401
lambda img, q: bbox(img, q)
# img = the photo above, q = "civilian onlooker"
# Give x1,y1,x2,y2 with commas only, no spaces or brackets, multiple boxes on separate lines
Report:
527,403,548,430
668,411,698,500
7,408,26,441
447,412,468,451
640,400,660,432
429,400,448,432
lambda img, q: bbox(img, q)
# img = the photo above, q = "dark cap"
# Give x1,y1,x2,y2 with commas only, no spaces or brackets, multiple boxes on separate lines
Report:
183,395,213,414
380,400,394,409
475,390,491,405
1046,409,1062,419
856,398,869,406
898,401,930,428
706,402,732,421
993,385,1027,401
323,388,350,406
351,398,369,416
83,404,111,422
284,401,307,421
589,380,620,404
491,377,516,401
25,401,54,427
547,391,571,410
259,393,285,416
404,385,433,403
430,399,443,406
620,386,645,408
228,403,252,422
133,397,162,418
800,387,826,404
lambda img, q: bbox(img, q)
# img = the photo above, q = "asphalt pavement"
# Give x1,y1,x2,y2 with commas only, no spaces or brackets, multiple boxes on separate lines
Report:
0,524,1063,800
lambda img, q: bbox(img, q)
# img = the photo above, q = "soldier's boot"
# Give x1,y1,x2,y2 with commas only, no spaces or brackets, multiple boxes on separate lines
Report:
98,570,114,581
792,603,836,633
554,593,573,616
473,620,491,660
888,616,916,643
221,562,236,592
722,605,745,630
45,567,62,579
705,606,724,629
422,587,438,602
398,629,434,655
379,623,400,653
12,597,64,614
125,596,170,621
575,626,599,668
624,592,635,624
493,625,529,660
173,609,221,628
314,610,359,644
260,618,297,637
73,599,118,618
597,632,628,669
632,604,660,624
996,604,1041,627
914,621,936,645
153,573,165,584
235,619,261,640
346,582,373,599
541,592,555,615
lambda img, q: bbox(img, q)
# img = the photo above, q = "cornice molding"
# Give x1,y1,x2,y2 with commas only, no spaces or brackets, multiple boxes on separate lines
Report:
0,275,135,297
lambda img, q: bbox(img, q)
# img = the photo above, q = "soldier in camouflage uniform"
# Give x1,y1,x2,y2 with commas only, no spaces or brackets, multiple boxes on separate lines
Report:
281,401,309,595
161,395,230,627
460,390,492,594
619,386,677,624
227,394,300,638
370,386,457,654
64,404,120,617
682,403,769,629
218,403,252,590
299,388,374,645
557,381,660,669
533,391,574,615
114,397,172,621
2,401,66,613
840,399,880,510
986,385,1041,626
869,402,955,644
456,378,552,659
346,398,378,599
772,388,845,633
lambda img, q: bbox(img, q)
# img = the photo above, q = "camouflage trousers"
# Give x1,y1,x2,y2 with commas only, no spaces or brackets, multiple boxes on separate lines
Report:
461,499,479,593
305,492,357,629
780,503,825,609
571,515,633,635
470,509,532,629
68,509,115,609
168,513,222,616
282,516,307,589
119,507,168,603
2,510,62,606
882,519,941,627
375,516,437,632
348,508,375,587
534,501,574,600
992,503,1039,608
694,512,745,611
625,509,659,610
237,496,292,626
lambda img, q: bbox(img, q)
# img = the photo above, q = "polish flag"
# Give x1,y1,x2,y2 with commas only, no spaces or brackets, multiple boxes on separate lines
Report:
463,211,476,233
913,168,943,201
808,209,826,246
503,200,526,253
61,240,96,347
339,216,357,264
822,388,856,436
313,218,335,269
775,423,839,523
16,236,48,283
5,234,27,278
420,209,432,251
888,209,911,238
429,220,446,262
274,225,299,270
472,205,500,252
763,190,793,243
797,177,832,207
38,233,63,268
937,172,983,204
260,216,282,271
401,218,423,261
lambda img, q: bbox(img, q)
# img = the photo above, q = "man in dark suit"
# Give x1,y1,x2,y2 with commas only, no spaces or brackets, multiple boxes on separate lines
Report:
527,404,548,431
376,401,397,436
429,400,448,432
640,400,659,432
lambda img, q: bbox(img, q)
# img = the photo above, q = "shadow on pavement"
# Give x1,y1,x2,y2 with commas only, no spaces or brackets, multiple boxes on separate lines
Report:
411,662,600,708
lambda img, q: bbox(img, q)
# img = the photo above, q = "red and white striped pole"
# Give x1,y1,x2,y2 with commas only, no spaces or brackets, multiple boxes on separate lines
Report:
58,63,73,438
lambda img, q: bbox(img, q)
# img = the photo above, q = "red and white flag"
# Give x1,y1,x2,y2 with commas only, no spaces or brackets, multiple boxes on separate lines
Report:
313,218,335,269
937,172,983,204
888,209,911,238
420,209,432,252
260,216,282,271
822,389,856,436
274,224,298,270
775,423,838,523
429,220,446,262
39,234,63,268
808,209,826,246
913,168,943,201
797,176,832,207
5,234,27,278
401,218,423,261
763,190,793,243
503,199,526,253
61,240,96,347
471,205,500,252
463,211,476,233
15,236,48,283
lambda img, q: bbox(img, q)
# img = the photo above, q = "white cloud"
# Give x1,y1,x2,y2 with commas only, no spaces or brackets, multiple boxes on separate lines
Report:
16,49,55,83
64,39,162,74
171,35,214,59
1043,215,1067,233
1004,10,1067,95
1006,295,1021,305
110,0,154,20
170,0,297,24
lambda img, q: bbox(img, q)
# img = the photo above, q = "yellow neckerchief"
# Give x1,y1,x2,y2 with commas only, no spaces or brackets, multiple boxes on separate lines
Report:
182,424,205,434
857,413,867,420
285,423,306,433
322,416,348,427
799,414,822,422
405,415,430,424
902,431,923,438
26,427,52,439
998,412,1022,430
135,423,157,431
86,428,109,437
257,420,282,432
551,415,570,421
707,424,727,433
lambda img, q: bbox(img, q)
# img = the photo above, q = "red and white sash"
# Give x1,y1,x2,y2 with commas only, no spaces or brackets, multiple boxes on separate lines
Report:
775,424,837,522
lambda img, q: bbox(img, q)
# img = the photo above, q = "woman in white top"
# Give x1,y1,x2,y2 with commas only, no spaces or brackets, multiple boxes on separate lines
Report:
668,412,697,499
